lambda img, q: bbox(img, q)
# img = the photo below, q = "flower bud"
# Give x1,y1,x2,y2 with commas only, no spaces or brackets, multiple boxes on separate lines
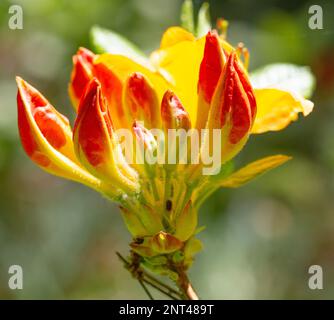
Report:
69,47,95,109
124,72,160,129
160,91,192,169
73,78,139,194
205,51,256,163
161,90,191,130
93,62,127,130
196,31,225,131
16,76,102,189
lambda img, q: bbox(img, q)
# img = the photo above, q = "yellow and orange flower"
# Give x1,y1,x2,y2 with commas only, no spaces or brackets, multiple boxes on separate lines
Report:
16,26,313,263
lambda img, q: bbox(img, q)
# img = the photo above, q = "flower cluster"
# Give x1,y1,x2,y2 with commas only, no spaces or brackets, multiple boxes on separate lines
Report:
16,26,313,277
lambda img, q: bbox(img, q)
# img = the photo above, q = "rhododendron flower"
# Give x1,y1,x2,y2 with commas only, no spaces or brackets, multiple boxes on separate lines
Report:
16,17,314,299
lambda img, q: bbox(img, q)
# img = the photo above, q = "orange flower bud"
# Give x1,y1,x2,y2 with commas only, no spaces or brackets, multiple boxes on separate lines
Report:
73,78,138,193
206,51,256,162
17,77,73,166
70,48,132,131
196,31,225,131
198,31,225,103
16,76,104,189
69,47,95,109
233,57,256,120
124,72,160,129
226,53,255,144
93,62,126,130
161,90,191,130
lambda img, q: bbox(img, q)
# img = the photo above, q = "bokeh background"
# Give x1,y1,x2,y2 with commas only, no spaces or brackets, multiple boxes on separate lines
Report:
1,0,334,299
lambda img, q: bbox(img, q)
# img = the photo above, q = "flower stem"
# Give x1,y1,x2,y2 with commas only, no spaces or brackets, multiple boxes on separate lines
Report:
181,281,199,300
175,268,199,300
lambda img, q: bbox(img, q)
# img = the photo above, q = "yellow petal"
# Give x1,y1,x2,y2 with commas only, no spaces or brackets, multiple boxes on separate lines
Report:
252,88,314,134
150,37,206,124
160,26,195,48
220,155,291,188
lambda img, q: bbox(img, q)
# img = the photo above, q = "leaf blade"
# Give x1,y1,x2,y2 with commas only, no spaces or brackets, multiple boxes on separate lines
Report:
180,0,195,34
196,2,212,38
90,25,147,62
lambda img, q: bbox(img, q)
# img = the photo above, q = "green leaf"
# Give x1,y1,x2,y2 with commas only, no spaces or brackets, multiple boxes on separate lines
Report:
250,63,316,98
196,2,211,38
180,0,195,34
90,25,147,61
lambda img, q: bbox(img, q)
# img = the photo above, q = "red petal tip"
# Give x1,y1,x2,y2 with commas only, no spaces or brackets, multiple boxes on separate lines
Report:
198,31,224,103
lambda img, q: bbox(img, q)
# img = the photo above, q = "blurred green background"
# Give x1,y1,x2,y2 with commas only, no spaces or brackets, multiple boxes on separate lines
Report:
1,0,334,299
